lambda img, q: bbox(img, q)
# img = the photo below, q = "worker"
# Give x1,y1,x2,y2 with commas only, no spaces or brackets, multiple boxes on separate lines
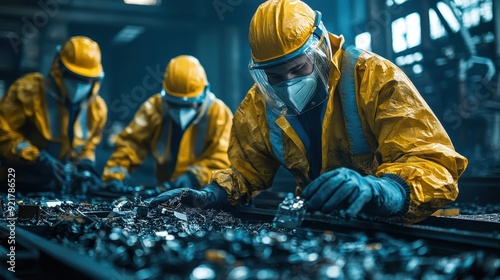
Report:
102,55,232,193
0,36,106,193
149,0,468,224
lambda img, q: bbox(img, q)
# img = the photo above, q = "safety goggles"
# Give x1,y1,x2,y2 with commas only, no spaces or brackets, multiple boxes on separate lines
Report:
161,88,206,109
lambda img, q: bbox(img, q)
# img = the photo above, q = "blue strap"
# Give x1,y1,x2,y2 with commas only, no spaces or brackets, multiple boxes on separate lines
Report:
78,104,89,140
340,46,371,155
192,92,215,157
266,101,327,170
286,116,309,153
155,111,171,160
266,104,286,165
46,88,62,138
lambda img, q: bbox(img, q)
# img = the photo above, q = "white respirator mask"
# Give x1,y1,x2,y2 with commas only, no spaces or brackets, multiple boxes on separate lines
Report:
169,108,198,130
271,71,319,113
63,77,92,104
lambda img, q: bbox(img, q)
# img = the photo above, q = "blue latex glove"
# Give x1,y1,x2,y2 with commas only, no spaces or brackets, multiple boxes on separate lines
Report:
31,150,65,180
103,179,130,193
76,159,102,187
170,171,200,189
301,167,408,218
148,183,227,208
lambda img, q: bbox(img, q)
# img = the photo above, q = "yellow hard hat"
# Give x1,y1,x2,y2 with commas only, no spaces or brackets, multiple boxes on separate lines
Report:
249,0,316,63
59,36,103,78
163,55,208,98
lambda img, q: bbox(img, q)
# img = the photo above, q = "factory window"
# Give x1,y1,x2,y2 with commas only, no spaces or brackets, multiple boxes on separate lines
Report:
429,8,448,40
391,12,421,53
454,0,493,28
437,2,461,32
429,2,461,41
386,0,409,7
412,63,423,75
355,32,372,51
395,52,423,67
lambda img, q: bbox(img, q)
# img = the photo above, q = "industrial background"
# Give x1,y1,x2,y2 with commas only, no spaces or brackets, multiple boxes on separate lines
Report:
0,0,499,279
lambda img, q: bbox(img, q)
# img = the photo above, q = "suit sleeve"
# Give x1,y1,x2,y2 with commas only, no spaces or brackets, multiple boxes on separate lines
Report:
188,99,233,186
102,97,157,182
212,88,281,205
0,74,43,164
357,54,468,224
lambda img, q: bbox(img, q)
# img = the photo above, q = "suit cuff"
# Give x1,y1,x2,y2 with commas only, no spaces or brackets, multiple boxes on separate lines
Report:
204,183,228,205
381,174,411,216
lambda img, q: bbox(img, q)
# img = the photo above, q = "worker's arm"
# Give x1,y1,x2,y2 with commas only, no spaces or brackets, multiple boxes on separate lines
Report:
102,97,156,182
182,99,233,187
0,74,43,164
359,54,468,224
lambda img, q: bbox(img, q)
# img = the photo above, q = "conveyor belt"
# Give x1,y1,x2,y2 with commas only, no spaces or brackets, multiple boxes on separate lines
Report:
2,192,499,279
230,206,500,253
0,223,135,280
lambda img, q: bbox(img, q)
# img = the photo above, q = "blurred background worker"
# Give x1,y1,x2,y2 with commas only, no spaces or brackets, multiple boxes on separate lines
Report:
149,0,468,224
102,55,232,193
0,36,106,193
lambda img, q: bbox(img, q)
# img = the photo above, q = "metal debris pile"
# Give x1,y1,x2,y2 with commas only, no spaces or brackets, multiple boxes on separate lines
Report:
449,202,500,223
6,197,500,279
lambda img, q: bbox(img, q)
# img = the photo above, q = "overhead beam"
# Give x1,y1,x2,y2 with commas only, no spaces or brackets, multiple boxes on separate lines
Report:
0,4,200,29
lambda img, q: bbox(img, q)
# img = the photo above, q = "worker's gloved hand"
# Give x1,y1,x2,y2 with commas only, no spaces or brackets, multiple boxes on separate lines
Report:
170,171,200,189
76,159,102,187
148,183,227,208
103,180,130,193
301,167,408,218
30,150,65,180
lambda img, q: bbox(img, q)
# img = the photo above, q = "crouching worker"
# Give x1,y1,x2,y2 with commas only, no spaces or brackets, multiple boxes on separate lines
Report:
102,55,233,195
0,36,106,193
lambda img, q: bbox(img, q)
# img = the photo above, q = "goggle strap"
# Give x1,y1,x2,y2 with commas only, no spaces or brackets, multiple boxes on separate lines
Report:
161,88,206,105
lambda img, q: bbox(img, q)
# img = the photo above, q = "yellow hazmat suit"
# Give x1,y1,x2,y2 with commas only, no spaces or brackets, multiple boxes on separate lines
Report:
0,36,107,188
103,55,232,187
211,0,467,224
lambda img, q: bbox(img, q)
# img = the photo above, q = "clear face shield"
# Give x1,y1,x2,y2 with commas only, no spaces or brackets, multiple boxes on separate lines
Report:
248,11,332,116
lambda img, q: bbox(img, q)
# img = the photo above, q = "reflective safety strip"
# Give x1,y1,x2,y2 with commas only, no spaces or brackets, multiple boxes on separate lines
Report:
339,46,371,155
286,116,310,153
193,93,215,157
266,105,286,166
155,116,171,161
266,98,328,167
108,166,128,176
15,141,31,154
78,104,89,140
46,89,62,138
